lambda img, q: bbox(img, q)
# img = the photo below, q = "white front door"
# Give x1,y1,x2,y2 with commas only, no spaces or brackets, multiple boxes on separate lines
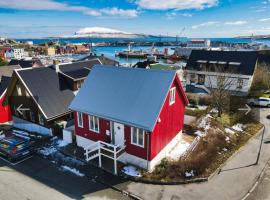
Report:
112,122,125,147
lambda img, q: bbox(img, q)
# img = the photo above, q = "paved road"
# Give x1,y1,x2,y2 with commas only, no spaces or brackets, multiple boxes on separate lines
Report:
0,156,130,200
246,161,270,200
116,108,270,200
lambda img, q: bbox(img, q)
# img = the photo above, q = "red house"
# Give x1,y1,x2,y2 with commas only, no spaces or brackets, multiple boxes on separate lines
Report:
69,65,188,173
0,66,21,124
0,85,12,123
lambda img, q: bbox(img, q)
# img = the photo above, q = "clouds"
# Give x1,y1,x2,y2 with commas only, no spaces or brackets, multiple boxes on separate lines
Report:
225,21,247,25
192,21,219,29
166,12,192,19
135,0,218,10
259,18,270,22
0,0,138,18
192,20,248,29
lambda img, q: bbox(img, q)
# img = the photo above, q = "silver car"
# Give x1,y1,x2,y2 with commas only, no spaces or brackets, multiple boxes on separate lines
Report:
248,97,270,107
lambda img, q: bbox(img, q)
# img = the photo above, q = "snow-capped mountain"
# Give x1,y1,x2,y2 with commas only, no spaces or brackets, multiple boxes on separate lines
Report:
70,27,150,38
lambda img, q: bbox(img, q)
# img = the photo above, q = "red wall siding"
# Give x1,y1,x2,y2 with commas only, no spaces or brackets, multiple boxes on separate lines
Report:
124,125,148,160
149,76,186,160
74,112,111,143
0,93,12,123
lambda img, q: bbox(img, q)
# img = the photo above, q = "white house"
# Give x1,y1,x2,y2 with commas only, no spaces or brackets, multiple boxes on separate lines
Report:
13,48,25,59
185,50,259,96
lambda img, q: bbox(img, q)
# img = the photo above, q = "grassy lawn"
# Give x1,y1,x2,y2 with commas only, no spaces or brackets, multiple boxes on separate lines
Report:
185,108,208,118
139,112,263,183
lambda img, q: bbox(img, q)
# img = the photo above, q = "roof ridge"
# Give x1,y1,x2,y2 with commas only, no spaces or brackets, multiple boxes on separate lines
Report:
93,65,177,74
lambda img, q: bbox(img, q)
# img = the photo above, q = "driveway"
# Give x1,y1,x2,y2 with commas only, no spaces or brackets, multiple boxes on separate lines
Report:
115,108,270,200
0,155,130,200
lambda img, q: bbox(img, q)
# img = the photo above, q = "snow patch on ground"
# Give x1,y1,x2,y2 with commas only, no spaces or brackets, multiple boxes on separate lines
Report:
185,170,195,178
168,140,191,160
232,123,246,132
61,165,85,177
122,165,141,177
225,128,235,135
56,140,69,147
38,146,57,156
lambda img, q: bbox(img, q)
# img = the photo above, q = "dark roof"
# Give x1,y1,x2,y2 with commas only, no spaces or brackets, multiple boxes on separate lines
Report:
59,59,101,80
132,61,156,69
70,65,186,131
186,50,259,75
0,76,11,96
16,67,75,119
8,59,44,68
79,54,119,66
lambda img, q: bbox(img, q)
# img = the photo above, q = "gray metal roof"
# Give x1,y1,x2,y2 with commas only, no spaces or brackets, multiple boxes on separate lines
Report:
17,67,75,120
69,65,176,131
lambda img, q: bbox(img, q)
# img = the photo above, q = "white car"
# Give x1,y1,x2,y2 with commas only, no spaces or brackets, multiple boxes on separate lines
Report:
248,97,270,107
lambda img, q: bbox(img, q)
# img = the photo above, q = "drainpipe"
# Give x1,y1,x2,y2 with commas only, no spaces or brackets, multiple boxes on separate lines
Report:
146,132,150,170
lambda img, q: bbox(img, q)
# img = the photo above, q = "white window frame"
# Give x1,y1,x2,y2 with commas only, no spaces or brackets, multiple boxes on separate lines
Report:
77,112,83,128
237,78,244,89
169,87,176,105
131,127,145,148
16,85,22,96
89,115,99,133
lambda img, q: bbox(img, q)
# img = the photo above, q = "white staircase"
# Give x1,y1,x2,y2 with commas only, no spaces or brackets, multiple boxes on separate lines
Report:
84,141,126,174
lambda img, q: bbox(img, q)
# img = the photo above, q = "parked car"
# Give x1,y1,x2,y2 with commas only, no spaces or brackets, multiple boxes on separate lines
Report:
260,91,270,99
0,133,35,161
248,97,270,107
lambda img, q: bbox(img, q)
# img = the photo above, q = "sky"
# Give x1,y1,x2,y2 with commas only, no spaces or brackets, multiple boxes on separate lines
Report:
0,0,270,38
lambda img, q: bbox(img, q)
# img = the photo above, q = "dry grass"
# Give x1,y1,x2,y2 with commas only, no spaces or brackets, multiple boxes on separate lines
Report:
141,116,263,182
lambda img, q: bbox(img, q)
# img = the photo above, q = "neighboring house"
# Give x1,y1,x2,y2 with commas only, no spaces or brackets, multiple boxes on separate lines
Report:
13,48,25,59
55,59,102,92
187,39,211,48
69,65,188,174
185,50,259,96
79,53,120,66
8,58,44,68
3,59,105,135
4,48,14,59
46,47,56,56
0,65,21,124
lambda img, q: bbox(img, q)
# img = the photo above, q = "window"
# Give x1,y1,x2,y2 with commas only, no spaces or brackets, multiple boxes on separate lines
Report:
190,73,196,83
77,112,83,128
237,78,244,89
198,74,205,85
76,80,84,90
169,87,176,105
30,111,35,122
16,85,22,96
131,127,145,147
38,113,45,125
89,115,99,133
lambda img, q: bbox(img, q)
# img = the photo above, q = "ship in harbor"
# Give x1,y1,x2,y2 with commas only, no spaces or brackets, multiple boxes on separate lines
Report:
115,44,170,59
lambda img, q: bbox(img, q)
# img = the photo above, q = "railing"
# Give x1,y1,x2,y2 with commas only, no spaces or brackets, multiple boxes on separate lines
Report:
84,140,126,174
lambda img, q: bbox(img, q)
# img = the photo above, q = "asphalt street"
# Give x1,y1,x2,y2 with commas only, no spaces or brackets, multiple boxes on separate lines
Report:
0,155,131,200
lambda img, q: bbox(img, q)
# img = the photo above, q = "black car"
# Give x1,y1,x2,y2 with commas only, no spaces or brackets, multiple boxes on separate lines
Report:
0,133,35,162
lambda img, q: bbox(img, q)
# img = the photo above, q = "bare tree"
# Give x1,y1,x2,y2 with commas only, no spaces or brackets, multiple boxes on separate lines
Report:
204,64,239,117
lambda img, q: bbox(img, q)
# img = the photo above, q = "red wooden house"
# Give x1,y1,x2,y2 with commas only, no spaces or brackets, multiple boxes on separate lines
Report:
69,65,188,173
